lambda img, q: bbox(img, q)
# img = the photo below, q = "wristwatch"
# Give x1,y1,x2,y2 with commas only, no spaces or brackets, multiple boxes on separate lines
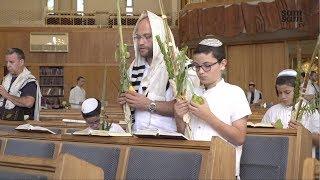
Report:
148,101,156,113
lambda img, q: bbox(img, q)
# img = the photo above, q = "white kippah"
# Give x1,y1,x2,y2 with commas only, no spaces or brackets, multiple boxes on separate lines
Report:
81,98,98,114
277,69,297,77
199,38,223,47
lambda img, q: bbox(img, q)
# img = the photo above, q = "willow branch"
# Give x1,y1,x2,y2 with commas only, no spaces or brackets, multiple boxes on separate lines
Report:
292,34,320,121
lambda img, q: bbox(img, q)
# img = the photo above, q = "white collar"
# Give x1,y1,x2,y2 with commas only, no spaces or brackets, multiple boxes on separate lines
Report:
204,78,225,91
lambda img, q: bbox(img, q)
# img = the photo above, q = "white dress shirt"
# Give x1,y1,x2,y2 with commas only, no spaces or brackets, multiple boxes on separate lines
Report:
133,63,177,133
190,79,252,176
69,85,86,109
262,103,320,133
246,89,262,104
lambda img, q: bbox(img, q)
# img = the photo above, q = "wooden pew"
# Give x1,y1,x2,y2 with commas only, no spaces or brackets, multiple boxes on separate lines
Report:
40,105,124,122
40,109,83,121
0,153,104,180
302,158,320,179
0,120,87,134
61,135,235,179
248,107,267,124
244,126,312,179
0,124,312,179
0,132,235,179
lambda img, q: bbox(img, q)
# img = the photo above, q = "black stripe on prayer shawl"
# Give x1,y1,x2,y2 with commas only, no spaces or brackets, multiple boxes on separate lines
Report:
132,65,146,70
131,73,144,78
131,81,141,86
131,110,135,123
130,65,147,124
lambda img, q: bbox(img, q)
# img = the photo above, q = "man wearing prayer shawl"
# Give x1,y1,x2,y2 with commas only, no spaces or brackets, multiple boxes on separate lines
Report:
0,48,41,121
117,11,177,133
246,81,262,106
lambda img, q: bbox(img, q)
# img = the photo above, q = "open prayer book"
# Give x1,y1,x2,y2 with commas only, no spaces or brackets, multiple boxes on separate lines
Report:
133,129,189,140
247,122,274,128
72,128,132,137
15,124,56,134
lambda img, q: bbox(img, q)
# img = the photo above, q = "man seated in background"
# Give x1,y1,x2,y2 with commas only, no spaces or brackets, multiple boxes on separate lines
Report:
0,48,41,121
246,81,262,106
69,76,86,109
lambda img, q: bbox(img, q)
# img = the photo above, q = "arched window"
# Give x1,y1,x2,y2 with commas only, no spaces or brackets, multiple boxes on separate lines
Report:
47,0,54,11
77,0,84,12
126,0,133,16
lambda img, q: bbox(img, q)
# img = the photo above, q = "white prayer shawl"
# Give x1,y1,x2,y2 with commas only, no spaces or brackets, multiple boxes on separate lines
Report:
0,67,41,120
128,11,178,132
246,89,262,104
129,11,178,97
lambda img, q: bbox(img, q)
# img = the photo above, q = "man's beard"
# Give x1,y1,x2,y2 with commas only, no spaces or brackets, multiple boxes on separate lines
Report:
141,47,153,60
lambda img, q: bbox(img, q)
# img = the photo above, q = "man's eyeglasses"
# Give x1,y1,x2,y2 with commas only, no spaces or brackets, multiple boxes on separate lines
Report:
191,62,219,72
134,33,152,41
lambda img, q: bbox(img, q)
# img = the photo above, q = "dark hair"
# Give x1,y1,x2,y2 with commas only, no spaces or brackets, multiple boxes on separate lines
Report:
81,99,101,119
193,44,225,62
310,71,316,76
275,76,296,96
6,48,25,60
77,76,85,81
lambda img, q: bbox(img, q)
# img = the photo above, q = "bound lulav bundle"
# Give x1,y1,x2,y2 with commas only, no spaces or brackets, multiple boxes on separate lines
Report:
115,0,132,134
291,34,320,122
155,0,192,137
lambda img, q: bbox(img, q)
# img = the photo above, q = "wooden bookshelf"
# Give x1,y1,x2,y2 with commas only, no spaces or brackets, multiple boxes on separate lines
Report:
39,66,64,109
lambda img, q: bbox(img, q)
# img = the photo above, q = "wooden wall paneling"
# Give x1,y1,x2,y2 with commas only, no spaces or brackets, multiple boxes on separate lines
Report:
64,65,120,105
227,44,252,90
250,44,263,93
4,32,29,54
0,27,136,65
27,65,40,80
227,42,288,104
260,42,287,104
68,28,134,64
0,66,4,80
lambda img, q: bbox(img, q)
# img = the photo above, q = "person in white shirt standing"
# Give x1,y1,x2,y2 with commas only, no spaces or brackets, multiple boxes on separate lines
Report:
69,76,86,109
174,38,252,178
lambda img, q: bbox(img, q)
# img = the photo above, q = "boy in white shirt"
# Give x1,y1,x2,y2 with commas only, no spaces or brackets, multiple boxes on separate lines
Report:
81,98,125,132
262,69,320,146
174,38,251,178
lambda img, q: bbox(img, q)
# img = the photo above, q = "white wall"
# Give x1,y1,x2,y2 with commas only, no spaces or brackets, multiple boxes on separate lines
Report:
85,0,118,13
0,0,46,25
85,0,177,15
133,0,172,15
0,0,45,10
